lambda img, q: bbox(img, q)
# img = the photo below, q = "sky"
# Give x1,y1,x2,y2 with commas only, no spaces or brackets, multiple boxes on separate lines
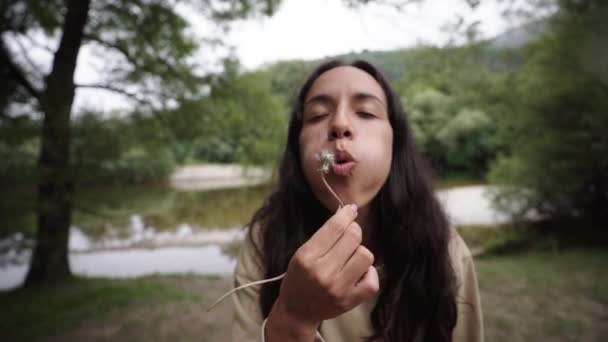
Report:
9,0,522,114
222,0,515,69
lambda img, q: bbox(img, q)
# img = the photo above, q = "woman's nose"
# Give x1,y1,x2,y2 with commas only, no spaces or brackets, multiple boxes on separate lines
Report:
329,108,354,140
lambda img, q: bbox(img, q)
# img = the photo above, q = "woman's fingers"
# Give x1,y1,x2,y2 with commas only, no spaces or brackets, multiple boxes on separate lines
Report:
339,245,375,288
280,204,379,324
349,265,380,303
320,221,363,273
298,204,358,258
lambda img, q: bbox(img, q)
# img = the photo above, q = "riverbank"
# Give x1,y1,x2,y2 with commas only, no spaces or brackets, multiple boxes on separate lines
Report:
0,176,510,290
2,248,606,341
169,164,271,191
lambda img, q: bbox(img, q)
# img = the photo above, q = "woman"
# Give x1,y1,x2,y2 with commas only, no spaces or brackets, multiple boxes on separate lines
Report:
232,59,483,341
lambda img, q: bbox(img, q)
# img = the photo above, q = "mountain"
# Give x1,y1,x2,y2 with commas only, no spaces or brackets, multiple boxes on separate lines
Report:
489,19,547,49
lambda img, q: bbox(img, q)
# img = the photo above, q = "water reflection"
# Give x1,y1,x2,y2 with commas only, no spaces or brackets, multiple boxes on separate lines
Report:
0,182,273,289
0,245,236,290
71,216,246,252
0,182,514,289
73,182,272,238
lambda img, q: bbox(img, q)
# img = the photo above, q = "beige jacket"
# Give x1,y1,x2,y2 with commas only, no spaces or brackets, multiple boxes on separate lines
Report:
232,230,484,342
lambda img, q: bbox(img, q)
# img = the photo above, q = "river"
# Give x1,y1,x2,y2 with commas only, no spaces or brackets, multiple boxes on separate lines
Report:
0,165,507,290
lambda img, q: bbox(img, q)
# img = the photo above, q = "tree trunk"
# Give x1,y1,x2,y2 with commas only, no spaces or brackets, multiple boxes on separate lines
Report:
24,0,91,288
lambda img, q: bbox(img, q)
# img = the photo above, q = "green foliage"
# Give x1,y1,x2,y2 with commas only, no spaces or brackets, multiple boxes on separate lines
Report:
264,60,316,104
71,112,175,185
85,0,203,100
1,0,288,187
208,0,281,21
153,59,287,166
262,42,520,179
405,85,498,178
489,0,608,222
0,139,38,183
0,117,39,183
192,59,287,165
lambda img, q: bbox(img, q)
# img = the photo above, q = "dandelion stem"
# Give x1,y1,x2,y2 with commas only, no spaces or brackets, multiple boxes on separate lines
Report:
206,273,286,312
321,172,344,208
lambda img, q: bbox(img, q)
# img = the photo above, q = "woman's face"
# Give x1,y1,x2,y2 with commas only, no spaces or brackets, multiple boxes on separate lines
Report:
299,66,393,211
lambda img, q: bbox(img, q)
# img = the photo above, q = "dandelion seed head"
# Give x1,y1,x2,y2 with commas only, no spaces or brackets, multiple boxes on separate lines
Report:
316,149,335,173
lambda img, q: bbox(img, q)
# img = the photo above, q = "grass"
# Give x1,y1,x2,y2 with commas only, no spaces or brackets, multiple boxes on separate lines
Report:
459,219,608,256
477,249,608,341
0,245,606,341
457,224,508,251
461,221,608,341
0,276,201,341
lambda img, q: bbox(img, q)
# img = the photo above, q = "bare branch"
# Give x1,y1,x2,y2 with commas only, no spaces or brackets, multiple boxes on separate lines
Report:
344,0,422,11
83,33,138,66
76,83,139,98
83,33,190,88
0,38,42,100
14,36,45,79
18,33,56,54
75,83,155,109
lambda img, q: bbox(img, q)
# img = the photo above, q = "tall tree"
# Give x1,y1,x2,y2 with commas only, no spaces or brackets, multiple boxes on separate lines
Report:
0,0,279,287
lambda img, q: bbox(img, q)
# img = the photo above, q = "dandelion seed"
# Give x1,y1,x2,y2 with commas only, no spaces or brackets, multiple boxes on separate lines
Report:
317,149,335,174
316,149,344,208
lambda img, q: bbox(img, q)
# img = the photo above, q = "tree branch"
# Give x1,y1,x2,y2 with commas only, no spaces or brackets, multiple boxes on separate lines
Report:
75,83,155,109
14,36,44,79
18,33,56,54
82,32,193,92
0,38,42,101
345,0,422,11
83,33,139,67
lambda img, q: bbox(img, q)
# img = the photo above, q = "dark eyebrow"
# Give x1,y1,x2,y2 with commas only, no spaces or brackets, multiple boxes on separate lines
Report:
303,92,387,111
303,94,334,109
353,92,387,109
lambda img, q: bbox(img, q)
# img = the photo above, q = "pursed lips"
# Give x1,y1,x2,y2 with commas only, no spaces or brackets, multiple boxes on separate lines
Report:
332,151,356,176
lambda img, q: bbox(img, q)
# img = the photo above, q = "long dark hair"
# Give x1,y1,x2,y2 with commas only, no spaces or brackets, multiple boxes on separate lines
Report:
247,60,457,342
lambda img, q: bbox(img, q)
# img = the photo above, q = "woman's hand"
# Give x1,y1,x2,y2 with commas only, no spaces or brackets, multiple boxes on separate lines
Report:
265,204,379,341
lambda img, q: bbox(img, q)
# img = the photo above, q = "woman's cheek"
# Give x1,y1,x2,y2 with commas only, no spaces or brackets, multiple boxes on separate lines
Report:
300,128,326,168
361,130,393,186
299,134,323,187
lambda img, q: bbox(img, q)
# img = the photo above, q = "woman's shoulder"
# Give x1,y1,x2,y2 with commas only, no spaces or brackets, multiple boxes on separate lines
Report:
235,224,265,280
447,227,474,275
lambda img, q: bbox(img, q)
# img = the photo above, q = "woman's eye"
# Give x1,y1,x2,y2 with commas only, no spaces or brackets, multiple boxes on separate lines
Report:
357,112,376,119
306,113,328,123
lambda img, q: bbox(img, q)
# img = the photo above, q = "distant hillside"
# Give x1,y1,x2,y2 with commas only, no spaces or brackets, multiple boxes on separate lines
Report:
488,19,547,49
259,19,547,101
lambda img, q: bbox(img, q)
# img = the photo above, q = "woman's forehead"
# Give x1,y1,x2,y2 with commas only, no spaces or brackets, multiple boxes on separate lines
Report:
305,66,387,104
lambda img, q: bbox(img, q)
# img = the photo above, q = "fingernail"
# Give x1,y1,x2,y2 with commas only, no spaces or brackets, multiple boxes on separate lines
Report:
350,203,358,213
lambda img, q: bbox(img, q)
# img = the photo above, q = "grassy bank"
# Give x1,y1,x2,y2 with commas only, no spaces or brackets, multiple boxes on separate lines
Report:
0,275,221,341
2,248,606,341
477,249,607,341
